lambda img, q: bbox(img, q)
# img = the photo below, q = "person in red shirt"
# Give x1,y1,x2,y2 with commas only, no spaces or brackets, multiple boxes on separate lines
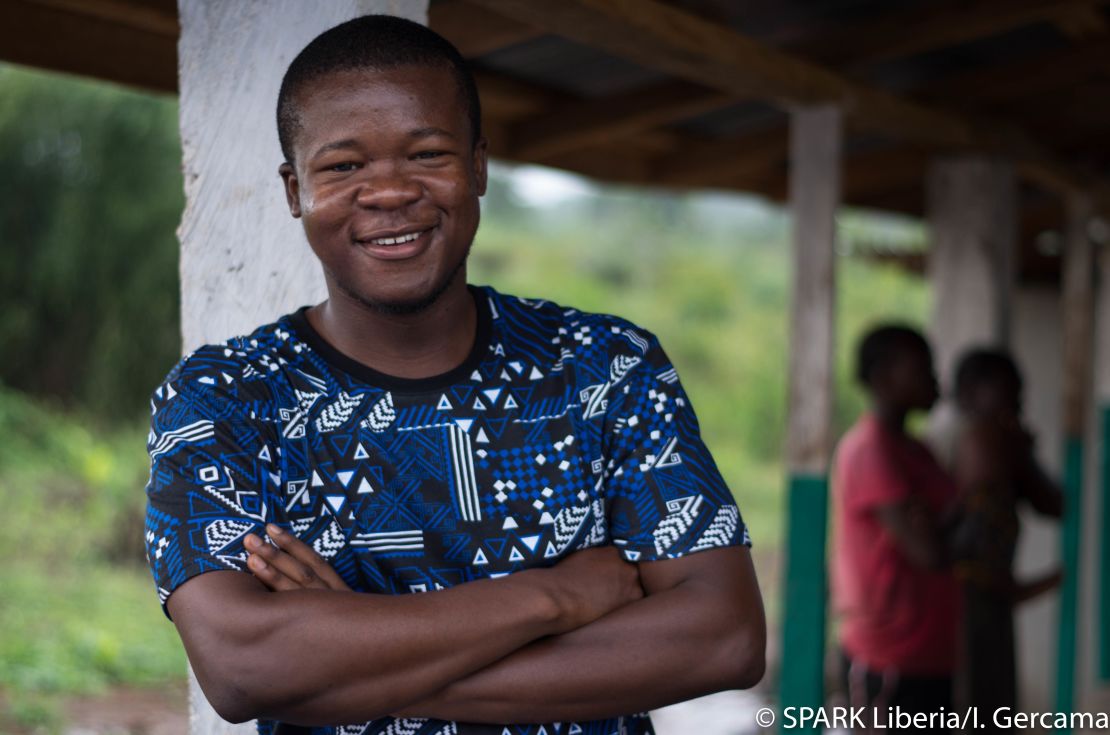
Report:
831,325,961,730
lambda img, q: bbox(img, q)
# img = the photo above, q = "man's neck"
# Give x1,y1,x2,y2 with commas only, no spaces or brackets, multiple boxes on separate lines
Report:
307,278,478,381
872,402,908,436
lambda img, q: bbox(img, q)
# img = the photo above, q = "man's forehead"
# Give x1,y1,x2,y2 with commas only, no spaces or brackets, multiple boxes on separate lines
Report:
296,64,455,107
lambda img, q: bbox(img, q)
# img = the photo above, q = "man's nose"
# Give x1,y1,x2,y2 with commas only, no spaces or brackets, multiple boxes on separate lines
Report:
355,165,421,209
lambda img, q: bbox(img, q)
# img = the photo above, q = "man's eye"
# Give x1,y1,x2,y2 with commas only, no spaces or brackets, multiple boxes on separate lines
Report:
329,162,358,172
413,150,446,160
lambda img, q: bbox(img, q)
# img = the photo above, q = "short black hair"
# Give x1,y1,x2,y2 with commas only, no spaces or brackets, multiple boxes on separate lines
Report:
954,348,1022,399
856,324,930,386
276,14,481,164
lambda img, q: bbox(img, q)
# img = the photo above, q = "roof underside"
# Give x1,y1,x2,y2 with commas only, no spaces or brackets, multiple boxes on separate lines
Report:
4,0,1109,283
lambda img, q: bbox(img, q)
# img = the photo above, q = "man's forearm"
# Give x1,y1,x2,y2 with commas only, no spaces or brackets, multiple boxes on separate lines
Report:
174,569,569,724
395,576,766,724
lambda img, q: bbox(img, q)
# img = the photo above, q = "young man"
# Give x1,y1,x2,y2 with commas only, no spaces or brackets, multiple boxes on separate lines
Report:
831,326,959,730
943,349,1062,724
143,15,765,735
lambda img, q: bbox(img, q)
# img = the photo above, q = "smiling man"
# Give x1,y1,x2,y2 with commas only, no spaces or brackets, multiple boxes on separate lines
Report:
144,15,765,735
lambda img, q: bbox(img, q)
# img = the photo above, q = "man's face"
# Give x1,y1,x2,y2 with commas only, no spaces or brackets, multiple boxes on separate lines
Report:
881,343,939,411
280,65,487,313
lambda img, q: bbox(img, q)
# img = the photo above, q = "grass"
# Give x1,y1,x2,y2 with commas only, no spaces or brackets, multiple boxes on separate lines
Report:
0,387,186,731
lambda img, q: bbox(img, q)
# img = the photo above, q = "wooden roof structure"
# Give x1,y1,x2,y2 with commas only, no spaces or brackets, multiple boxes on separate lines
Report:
5,0,1110,282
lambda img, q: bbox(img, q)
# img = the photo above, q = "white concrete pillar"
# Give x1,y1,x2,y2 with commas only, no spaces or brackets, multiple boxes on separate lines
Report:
781,104,841,719
176,0,429,731
1087,234,1110,713
1056,195,1095,718
785,105,841,476
1012,286,1063,713
926,156,1017,388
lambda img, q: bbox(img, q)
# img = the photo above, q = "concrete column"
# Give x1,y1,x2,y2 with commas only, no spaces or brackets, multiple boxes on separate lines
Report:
1012,286,1063,713
176,0,429,732
781,104,841,731
926,156,1017,387
1092,235,1110,709
1057,195,1095,725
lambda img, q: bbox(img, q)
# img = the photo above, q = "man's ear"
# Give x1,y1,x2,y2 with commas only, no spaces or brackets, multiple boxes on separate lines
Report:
279,162,302,218
472,138,489,197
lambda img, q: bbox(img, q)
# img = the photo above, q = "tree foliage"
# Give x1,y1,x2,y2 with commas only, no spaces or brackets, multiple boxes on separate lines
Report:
0,65,183,421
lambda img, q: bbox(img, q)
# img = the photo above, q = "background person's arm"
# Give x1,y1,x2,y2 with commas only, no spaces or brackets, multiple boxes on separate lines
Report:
1013,428,1064,518
167,544,641,725
874,499,950,570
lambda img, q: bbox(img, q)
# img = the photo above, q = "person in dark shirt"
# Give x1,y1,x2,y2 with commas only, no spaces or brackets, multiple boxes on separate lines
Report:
945,349,1062,727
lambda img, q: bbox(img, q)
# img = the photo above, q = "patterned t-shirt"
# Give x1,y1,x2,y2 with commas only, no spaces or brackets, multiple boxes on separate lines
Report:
144,285,751,735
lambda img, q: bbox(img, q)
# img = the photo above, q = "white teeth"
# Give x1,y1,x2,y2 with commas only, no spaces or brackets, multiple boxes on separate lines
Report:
368,231,422,246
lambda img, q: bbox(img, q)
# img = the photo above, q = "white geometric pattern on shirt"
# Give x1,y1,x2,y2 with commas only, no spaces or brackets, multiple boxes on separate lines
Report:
362,391,396,432
690,505,740,553
204,519,254,552
315,390,365,432
652,494,704,556
312,518,345,559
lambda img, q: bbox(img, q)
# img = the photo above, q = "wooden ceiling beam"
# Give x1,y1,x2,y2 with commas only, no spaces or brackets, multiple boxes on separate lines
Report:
1052,3,1108,38
429,0,542,58
649,128,787,188
24,0,177,38
912,38,1110,107
793,0,1103,68
471,0,973,145
0,0,177,93
470,0,1110,209
507,80,735,160
473,69,559,122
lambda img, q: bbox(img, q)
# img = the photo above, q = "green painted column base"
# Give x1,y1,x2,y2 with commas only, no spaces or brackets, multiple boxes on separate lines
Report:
779,473,829,735
1055,437,1083,734
1100,407,1110,682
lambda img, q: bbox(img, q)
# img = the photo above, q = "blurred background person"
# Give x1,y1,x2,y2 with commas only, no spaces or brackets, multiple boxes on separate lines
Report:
935,349,1063,730
832,325,961,732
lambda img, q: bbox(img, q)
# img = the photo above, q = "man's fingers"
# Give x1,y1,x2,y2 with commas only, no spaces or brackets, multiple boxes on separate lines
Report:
247,552,300,592
245,531,328,590
266,524,351,591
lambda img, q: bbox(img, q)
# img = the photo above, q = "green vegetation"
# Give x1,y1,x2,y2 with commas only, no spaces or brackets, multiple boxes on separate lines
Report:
0,64,183,422
0,386,186,729
0,65,928,728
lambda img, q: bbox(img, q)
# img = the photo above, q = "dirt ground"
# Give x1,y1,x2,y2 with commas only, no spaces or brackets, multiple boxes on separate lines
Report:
0,683,188,735
61,683,188,735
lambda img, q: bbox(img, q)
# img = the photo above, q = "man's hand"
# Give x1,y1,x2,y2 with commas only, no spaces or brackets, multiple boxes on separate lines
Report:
525,546,644,632
246,527,643,633
244,525,351,592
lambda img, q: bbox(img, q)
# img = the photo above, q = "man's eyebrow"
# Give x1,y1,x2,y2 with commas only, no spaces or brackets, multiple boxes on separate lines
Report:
310,138,361,160
409,127,455,140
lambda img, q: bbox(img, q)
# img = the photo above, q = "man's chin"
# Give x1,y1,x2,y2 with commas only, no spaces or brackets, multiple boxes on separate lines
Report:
341,271,465,317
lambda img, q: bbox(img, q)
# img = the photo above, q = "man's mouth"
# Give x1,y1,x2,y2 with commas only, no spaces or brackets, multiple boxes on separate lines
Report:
363,230,424,246
353,226,435,261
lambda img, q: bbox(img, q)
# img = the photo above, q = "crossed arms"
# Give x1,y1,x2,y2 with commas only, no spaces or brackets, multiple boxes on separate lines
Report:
167,527,766,725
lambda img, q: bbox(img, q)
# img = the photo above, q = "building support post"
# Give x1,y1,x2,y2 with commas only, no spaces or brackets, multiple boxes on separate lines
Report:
1099,236,1110,683
926,156,1016,390
175,1,428,732
781,104,842,734
1057,194,1094,727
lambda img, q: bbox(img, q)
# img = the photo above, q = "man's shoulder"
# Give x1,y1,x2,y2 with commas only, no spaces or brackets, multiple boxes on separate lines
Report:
484,286,658,355
157,314,300,412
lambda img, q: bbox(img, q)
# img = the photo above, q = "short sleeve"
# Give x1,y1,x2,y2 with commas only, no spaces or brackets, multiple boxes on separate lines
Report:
144,365,281,614
599,330,750,562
